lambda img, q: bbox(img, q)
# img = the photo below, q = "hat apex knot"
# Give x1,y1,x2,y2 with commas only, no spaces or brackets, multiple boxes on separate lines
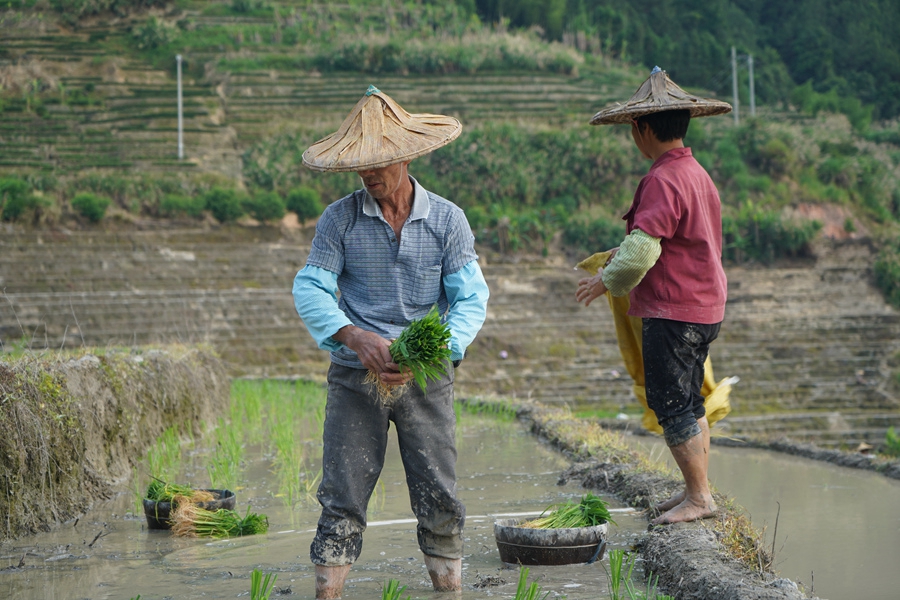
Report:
366,85,381,96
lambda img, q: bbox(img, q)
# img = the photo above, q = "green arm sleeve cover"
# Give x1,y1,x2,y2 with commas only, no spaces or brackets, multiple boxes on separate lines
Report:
601,229,662,297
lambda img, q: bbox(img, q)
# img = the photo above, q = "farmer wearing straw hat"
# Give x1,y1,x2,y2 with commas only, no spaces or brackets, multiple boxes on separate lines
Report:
292,86,489,598
575,67,732,525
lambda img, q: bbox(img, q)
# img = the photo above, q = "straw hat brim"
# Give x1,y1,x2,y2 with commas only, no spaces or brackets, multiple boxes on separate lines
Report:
590,69,732,125
302,89,462,172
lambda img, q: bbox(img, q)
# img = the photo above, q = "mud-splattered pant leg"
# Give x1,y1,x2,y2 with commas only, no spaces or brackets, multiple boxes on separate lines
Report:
310,363,464,565
643,318,721,447
391,364,464,559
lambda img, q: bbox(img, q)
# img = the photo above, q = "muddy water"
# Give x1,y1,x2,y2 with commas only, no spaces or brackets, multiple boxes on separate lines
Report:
632,435,900,600
0,412,647,600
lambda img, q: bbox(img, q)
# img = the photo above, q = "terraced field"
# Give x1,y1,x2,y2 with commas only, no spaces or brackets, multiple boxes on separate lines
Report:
0,9,640,175
1,228,897,449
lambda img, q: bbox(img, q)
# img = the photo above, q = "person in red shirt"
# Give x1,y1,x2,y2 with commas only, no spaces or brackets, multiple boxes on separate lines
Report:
576,67,732,525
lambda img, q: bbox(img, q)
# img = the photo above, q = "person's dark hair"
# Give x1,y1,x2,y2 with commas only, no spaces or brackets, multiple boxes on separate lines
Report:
635,109,691,142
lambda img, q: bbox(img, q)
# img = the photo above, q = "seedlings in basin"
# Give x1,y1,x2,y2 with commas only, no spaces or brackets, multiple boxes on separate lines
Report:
365,305,452,404
520,492,616,528
145,479,214,503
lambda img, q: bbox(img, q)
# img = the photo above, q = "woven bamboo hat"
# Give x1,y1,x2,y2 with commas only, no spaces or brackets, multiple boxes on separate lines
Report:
302,85,462,172
590,67,731,125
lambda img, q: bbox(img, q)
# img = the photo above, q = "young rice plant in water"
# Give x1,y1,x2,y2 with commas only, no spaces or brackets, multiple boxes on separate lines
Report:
381,579,410,600
513,567,549,600
250,568,278,600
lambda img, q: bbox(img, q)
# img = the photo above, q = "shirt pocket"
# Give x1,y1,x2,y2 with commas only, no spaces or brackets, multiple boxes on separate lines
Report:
409,264,442,306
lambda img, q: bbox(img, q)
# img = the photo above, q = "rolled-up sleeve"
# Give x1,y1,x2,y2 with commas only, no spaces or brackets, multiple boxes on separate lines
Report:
442,260,490,361
292,265,353,352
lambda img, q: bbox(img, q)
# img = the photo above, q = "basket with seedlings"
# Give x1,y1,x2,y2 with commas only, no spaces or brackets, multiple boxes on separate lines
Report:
365,305,452,404
494,493,616,566
142,478,266,537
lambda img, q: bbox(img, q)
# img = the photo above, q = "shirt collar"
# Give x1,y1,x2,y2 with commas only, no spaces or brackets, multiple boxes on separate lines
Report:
362,175,430,221
650,147,692,171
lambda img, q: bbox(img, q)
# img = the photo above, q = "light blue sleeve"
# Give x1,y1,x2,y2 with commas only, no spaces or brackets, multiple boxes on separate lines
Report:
443,260,490,362
292,265,353,352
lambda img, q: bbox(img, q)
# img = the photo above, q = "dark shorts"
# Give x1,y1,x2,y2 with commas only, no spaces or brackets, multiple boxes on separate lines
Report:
310,362,464,566
642,318,721,447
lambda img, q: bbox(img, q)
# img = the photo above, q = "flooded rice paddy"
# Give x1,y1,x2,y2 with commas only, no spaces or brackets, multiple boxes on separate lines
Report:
632,435,900,600
4,377,898,600
0,381,648,600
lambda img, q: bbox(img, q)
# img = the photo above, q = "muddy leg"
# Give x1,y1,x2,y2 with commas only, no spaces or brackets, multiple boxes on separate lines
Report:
651,419,716,525
653,417,710,513
424,555,461,592
315,564,351,599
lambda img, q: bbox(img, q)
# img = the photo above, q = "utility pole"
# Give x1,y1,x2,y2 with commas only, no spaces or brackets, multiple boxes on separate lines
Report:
748,54,756,117
176,54,184,160
731,46,740,124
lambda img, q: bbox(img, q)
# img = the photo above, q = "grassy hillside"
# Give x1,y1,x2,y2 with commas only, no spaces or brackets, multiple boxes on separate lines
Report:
1,1,899,305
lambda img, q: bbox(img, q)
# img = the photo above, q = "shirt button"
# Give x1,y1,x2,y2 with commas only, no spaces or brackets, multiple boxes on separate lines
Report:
389,320,395,324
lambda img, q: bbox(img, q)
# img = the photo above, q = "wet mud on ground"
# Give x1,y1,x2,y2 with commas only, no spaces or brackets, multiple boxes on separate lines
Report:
0,412,649,600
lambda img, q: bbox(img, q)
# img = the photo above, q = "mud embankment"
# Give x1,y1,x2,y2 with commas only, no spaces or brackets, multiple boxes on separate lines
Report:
482,399,822,600
0,347,228,542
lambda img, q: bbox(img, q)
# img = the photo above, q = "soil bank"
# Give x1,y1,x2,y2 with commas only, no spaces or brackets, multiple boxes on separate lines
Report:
0,346,228,542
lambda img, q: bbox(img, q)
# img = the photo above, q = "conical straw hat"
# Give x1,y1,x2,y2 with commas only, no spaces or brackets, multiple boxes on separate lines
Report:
590,67,731,125
302,85,462,172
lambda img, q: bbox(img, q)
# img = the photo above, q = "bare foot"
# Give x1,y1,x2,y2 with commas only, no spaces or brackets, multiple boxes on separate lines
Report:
653,490,685,513
651,496,717,525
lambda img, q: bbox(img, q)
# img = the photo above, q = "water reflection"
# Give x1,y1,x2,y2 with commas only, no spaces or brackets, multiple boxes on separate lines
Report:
0,413,647,600
631,434,900,600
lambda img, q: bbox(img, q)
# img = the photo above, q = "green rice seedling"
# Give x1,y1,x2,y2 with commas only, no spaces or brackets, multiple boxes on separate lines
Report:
366,305,452,402
521,492,617,529
884,426,900,457
513,567,549,600
250,568,277,600
145,424,184,482
381,579,410,600
206,417,243,490
607,549,635,600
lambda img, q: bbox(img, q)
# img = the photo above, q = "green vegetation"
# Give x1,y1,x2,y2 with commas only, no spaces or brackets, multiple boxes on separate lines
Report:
513,567,549,600
381,579,410,600
250,569,278,600
884,427,900,458
607,549,673,600
286,186,324,224
389,305,453,393
71,192,111,222
1,1,899,306
521,492,616,528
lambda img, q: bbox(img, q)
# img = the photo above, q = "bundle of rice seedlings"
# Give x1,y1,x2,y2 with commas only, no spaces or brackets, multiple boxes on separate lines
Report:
520,493,617,529
145,479,214,504
171,503,269,539
366,305,452,404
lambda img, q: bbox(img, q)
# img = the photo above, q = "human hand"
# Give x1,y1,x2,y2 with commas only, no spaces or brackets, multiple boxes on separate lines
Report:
334,326,413,386
576,272,608,307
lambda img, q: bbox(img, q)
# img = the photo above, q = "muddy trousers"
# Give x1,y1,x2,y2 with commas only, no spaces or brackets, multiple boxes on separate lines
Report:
643,318,721,447
309,363,465,566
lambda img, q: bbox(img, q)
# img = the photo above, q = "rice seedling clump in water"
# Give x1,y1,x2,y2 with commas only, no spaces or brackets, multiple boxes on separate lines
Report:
171,504,269,538
521,493,616,528
366,305,452,403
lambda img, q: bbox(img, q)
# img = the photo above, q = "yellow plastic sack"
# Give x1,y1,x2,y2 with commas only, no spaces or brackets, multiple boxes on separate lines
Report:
577,251,733,434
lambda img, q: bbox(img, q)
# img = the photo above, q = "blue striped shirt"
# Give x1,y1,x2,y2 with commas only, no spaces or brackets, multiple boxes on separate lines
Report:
292,177,489,368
